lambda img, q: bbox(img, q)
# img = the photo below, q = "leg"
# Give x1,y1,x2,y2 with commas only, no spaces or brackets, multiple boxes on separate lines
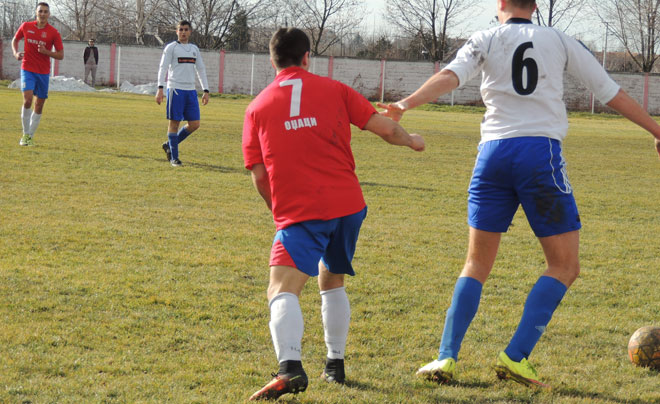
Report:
91,64,97,87
249,266,310,401
176,120,199,144
438,227,500,360
167,120,181,163
27,98,46,139
504,230,579,362
20,91,34,140
84,64,91,85
318,262,349,383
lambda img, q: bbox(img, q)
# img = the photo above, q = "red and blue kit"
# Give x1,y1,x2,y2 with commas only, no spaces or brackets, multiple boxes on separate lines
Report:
14,21,63,74
243,66,376,231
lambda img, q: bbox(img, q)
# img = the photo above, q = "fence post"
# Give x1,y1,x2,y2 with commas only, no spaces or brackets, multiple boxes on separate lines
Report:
250,53,255,96
380,59,386,102
643,73,649,111
116,46,121,89
109,43,116,86
218,49,225,93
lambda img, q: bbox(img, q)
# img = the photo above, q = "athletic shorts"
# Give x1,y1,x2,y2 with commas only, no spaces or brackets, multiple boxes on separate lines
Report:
269,207,368,277
166,88,200,122
467,137,581,238
21,70,50,99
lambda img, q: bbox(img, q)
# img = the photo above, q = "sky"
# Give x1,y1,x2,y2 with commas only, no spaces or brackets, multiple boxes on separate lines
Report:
361,0,605,46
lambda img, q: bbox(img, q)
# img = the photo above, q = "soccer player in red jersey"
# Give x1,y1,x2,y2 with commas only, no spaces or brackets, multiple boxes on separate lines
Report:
11,2,63,146
244,28,425,401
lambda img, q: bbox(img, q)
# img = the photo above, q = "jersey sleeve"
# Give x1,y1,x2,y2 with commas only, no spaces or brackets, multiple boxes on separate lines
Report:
444,31,489,88
562,33,620,104
13,22,25,40
242,106,264,170
157,43,173,88
194,46,210,91
53,30,63,51
341,83,377,129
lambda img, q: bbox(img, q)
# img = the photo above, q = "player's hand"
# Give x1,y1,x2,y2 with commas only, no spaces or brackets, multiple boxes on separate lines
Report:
155,90,163,105
409,133,425,152
377,101,407,122
14,51,24,61
201,92,209,105
37,43,48,54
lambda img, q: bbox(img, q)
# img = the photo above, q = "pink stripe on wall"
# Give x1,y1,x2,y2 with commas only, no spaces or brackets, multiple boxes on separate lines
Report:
109,43,117,85
643,73,649,111
53,59,59,76
219,50,225,93
0,40,4,79
379,59,385,97
434,61,440,74
328,56,334,79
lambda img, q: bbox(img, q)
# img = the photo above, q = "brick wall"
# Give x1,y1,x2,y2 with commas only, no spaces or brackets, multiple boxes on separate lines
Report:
2,37,660,114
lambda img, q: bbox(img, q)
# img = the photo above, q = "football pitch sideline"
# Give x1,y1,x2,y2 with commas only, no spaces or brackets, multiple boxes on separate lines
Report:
0,86,658,403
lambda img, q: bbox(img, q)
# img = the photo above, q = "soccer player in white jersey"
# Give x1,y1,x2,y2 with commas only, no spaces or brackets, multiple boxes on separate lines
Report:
380,0,660,388
156,20,210,167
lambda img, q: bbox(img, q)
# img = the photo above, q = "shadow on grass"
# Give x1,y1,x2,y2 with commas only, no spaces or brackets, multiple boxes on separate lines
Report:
360,181,435,192
551,387,654,404
111,152,244,174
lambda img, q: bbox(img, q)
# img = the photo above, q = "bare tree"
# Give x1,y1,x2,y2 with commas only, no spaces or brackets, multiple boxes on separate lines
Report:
52,0,101,40
534,0,586,29
596,0,660,72
2,0,39,38
385,0,479,62
285,0,364,56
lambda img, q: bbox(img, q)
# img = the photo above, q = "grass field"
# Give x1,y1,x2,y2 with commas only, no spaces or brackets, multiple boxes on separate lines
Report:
0,86,659,404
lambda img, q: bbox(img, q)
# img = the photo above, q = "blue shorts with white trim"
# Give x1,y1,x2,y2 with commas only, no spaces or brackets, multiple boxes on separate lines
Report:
270,207,367,277
21,70,50,99
467,137,581,237
166,88,200,122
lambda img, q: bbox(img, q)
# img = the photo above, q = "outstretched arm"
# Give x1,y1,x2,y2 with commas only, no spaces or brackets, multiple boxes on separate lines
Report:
250,163,272,210
606,89,660,159
363,113,425,151
377,69,460,122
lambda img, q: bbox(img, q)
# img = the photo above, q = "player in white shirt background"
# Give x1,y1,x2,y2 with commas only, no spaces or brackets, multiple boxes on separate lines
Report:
380,0,660,388
156,20,210,167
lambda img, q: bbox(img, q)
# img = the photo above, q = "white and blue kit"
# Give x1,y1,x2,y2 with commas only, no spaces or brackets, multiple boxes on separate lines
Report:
157,40,209,121
445,18,620,237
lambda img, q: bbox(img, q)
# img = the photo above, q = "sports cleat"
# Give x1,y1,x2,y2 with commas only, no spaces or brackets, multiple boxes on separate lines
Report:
19,134,31,146
321,358,345,384
162,142,171,161
170,158,182,167
494,351,551,389
249,371,308,401
416,358,456,384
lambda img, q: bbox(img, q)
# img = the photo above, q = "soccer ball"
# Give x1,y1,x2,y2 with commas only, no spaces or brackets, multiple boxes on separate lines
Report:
628,326,660,370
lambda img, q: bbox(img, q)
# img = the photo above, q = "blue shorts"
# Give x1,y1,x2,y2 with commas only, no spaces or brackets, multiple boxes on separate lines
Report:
166,88,200,122
21,70,50,99
468,137,581,238
269,207,368,276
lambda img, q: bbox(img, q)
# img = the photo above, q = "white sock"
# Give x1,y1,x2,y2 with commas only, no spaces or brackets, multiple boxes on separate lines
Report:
29,112,42,136
321,286,350,359
21,107,31,135
269,292,304,362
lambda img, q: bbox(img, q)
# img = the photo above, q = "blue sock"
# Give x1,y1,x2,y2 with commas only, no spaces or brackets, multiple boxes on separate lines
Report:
177,127,191,143
438,276,483,361
505,276,567,362
168,132,179,160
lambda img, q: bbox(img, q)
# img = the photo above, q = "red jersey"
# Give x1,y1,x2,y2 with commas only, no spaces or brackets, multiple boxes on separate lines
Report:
14,21,63,75
243,66,376,230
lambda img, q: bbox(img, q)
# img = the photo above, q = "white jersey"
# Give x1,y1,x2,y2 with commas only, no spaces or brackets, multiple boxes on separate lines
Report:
157,41,209,92
445,19,620,143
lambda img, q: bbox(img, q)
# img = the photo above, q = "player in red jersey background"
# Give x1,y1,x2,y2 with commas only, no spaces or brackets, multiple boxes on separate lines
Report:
12,2,64,146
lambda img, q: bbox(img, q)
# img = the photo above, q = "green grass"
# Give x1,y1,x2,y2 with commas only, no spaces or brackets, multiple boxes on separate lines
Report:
0,87,659,403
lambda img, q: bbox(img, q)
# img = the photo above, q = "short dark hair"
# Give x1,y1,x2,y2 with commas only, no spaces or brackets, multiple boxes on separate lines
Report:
37,2,49,8
269,28,311,69
177,20,192,30
509,0,536,9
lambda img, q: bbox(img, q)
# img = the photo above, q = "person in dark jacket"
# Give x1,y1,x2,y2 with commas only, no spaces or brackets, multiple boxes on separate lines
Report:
83,39,98,87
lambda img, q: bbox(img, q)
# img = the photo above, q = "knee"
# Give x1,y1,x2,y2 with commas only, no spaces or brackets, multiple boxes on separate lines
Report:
188,122,200,132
